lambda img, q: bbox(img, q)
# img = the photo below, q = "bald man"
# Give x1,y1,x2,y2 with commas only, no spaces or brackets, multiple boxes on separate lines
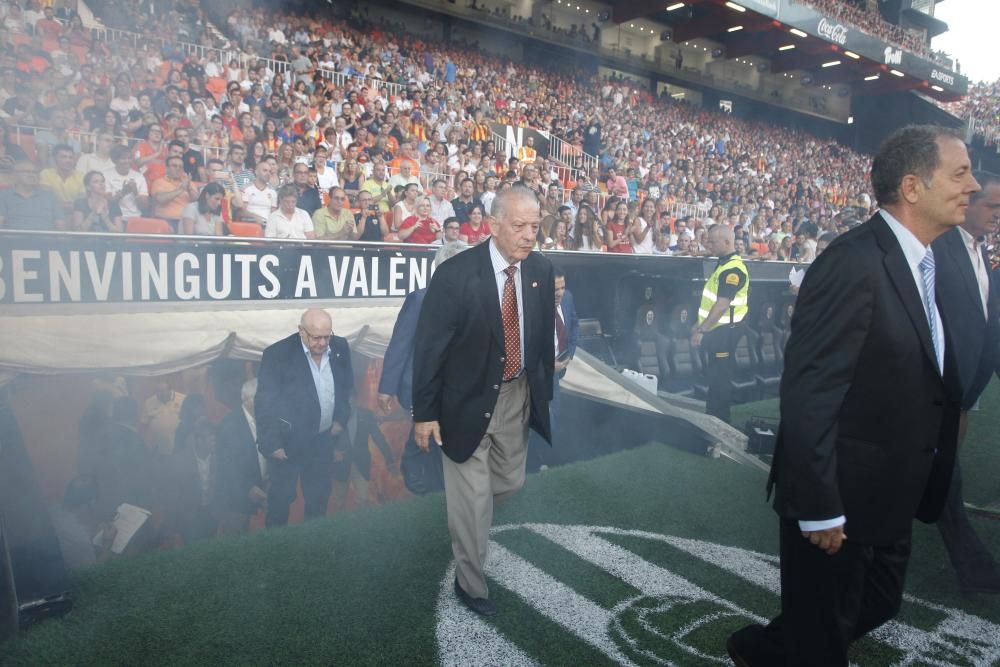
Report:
255,309,353,526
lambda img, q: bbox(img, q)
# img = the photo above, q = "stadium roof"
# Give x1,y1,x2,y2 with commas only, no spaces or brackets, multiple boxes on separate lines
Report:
607,0,967,102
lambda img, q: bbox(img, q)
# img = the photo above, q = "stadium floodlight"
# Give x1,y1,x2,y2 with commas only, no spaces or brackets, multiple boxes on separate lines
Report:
725,2,747,12
844,51,860,59
890,69,904,77
727,25,744,32
778,44,795,51
666,2,685,10
864,74,880,81
790,28,808,37
931,85,944,92
822,60,841,68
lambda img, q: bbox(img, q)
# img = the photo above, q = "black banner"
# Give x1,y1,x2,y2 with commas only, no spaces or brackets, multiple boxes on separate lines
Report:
0,235,436,305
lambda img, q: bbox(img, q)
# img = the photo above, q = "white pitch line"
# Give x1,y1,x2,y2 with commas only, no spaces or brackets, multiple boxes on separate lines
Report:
487,542,639,666
435,562,539,667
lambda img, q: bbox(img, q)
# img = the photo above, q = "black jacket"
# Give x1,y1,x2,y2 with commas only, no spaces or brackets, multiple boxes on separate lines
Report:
412,241,555,463
255,332,353,460
215,408,263,515
768,213,962,546
933,226,1000,410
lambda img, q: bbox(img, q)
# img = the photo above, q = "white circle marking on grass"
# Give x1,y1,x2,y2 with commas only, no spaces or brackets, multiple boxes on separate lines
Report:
436,524,1000,666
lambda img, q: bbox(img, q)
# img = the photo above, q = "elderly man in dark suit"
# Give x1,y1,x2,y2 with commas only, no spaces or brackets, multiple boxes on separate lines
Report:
413,187,555,617
216,378,267,535
256,309,353,527
728,125,975,666
933,169,1000,594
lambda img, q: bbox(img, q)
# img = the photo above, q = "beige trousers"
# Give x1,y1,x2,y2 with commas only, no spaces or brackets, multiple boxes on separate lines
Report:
442,374,530,599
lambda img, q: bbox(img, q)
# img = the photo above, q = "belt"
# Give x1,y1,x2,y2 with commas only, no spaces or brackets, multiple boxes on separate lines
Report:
503,371,525,383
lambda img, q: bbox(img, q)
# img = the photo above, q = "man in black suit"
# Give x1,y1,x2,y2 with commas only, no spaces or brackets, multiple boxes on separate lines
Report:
216,378,266,535
413,187,555,617
377,242,467,495
933,169,1000,594
256,309,353,527
728,125,975,666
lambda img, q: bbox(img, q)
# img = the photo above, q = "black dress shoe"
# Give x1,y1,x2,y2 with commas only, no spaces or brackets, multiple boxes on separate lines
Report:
727,624,765,667
454,577,497,616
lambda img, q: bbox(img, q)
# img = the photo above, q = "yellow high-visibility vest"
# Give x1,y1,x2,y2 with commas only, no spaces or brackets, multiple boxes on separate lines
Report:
698,254,749,329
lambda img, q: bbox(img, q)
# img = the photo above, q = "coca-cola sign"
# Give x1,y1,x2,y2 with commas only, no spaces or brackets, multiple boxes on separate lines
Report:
817,17,848,45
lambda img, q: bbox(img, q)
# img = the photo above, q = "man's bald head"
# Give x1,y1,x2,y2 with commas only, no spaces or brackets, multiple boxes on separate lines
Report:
299,309,333,357
705,224,735,257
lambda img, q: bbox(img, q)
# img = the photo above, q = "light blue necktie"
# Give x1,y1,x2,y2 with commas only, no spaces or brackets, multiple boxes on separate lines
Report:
919,248,941,372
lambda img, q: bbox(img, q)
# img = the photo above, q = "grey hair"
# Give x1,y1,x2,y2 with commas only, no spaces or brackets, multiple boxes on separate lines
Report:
492,185,540,222
434,240,467,266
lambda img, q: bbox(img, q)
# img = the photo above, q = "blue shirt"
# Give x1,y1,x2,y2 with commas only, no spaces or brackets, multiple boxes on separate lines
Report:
301,341,335,433
489,239,526,376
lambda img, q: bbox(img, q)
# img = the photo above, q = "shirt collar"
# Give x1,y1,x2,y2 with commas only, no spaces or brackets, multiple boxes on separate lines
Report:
301,340,331,362
489,238,521,274
880,209,929,269
957,225,980,250
716,251,737,265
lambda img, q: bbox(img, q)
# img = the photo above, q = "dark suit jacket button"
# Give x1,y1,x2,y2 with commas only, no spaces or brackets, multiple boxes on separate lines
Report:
932,400,943,407
500,356,505,363
484,412,491,418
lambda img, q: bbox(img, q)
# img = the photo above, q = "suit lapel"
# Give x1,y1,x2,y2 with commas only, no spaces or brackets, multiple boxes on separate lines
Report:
946,229,985,321
873,215,940,373
521,255,539,345
478,249,504,346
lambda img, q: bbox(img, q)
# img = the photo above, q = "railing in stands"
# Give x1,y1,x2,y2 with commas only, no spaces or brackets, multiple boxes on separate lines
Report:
547,133,597,175
83,23,406,98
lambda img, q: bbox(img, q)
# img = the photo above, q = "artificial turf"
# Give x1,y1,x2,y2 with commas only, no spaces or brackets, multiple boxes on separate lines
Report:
2,384,999,666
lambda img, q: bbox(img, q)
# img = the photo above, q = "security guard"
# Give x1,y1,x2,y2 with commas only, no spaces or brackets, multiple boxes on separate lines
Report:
691,224,749,424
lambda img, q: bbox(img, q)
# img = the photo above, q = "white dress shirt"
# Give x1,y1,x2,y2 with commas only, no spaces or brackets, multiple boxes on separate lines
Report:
301,341,334,432
489,239,525,376
958,226,990,317
799,210,947,533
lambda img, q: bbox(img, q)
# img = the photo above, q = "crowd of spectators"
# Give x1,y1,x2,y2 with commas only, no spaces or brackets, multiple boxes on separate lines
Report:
794,0,928,56
0,0,879,260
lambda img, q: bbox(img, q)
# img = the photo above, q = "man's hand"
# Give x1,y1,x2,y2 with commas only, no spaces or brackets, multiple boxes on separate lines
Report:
330,422,343,436
99,523,118,547
691,330,704,348
414,420,443,452
271,448,288,461
377,393,394,414
554,358,570,373
802,525,847,555
248,485,267,504
333,449,346,462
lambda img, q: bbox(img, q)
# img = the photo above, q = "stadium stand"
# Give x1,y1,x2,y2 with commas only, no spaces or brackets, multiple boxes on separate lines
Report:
0,0,885,260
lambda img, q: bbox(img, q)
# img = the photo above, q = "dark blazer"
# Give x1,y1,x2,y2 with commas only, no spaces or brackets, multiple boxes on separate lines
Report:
768,213,962,546
933,226,999,409
215,408,263,515
378,288,426,409
557,287,580,378
412,241,555,463
255,332,353,460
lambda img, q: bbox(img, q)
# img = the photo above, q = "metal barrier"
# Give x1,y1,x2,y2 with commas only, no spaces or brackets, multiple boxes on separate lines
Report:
547,132,598,174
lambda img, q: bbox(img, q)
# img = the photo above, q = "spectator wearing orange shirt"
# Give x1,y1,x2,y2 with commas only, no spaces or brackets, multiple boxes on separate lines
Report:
151,155,199,228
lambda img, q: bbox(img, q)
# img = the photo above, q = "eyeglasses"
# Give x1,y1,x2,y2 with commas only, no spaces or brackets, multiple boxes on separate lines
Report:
302,330,331,343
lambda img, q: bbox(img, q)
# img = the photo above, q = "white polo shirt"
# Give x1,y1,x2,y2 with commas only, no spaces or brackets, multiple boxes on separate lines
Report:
242,182,277,221
265,207,314,239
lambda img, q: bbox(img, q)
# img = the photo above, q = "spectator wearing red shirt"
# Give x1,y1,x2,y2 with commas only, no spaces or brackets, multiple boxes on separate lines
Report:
399,197,441,244
606,200,635,254
606,167,628,199
459,203,490,245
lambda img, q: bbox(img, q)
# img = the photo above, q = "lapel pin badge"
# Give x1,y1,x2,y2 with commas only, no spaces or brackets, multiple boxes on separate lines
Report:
532,281,538,288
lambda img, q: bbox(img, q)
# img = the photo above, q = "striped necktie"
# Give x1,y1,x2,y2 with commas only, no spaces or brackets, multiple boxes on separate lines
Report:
918,248,941,372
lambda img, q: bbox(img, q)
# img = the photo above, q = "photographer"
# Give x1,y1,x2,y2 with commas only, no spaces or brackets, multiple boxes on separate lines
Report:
355,191,389,242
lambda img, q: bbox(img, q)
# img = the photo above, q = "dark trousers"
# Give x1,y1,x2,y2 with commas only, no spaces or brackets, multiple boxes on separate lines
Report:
745,518,910,666
702,324,737,423
936,460,997,584
265,434,334,526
